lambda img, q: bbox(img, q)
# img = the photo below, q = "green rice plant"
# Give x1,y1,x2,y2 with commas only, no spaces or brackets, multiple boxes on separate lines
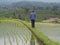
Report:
7,33,12,45
3,32,6,45
0,19,32,45
15,34,19,45
20,20,60,45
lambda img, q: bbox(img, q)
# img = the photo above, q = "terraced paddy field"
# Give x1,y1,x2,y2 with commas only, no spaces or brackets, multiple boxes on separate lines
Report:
35,23,60,43
0,19,60,45
0,20,39,45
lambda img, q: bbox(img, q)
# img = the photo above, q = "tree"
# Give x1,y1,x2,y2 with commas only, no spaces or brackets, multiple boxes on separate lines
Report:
24,8,30,20
52,6,58,11
12,12,16,18
51,6,59,15
24,8,30,15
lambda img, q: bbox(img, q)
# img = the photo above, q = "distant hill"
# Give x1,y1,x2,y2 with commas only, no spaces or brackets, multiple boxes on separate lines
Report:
0,1,60,9
0,1,60,21
9,1,60,9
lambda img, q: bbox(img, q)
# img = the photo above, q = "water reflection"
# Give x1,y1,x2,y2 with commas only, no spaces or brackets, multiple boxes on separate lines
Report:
0,22,39,45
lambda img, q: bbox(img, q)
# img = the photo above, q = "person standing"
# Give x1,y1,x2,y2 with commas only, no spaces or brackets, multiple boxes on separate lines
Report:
30,11,36,28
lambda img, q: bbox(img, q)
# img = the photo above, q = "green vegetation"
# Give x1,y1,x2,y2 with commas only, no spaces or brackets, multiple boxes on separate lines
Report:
0,19,60,45
0,1,60,45
20,20,60,45
0,19,32,45
0,2,60,22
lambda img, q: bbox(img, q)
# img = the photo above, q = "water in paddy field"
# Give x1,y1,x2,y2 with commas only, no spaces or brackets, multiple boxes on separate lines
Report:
36,23,60,43
0,22,39,45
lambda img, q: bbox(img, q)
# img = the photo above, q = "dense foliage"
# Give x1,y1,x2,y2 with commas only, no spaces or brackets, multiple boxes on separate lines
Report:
0,1,60,21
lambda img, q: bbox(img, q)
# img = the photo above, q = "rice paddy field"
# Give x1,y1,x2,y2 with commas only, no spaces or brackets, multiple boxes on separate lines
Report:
0,20,39,45
0,19,60,45
36,23,60,43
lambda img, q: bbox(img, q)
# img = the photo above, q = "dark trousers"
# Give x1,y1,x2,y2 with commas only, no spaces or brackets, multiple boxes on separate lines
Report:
31,20,35,28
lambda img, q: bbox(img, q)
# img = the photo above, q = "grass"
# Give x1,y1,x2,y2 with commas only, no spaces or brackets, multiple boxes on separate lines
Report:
0,19,32,45
0,19,60,45
20,20,60,45
35,22,60,42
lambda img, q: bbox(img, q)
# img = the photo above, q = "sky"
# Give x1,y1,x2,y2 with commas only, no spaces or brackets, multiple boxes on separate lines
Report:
0,0,60,3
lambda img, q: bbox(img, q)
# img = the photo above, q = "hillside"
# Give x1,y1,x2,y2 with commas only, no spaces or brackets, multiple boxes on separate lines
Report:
0,1,60,21
0,1,60,9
